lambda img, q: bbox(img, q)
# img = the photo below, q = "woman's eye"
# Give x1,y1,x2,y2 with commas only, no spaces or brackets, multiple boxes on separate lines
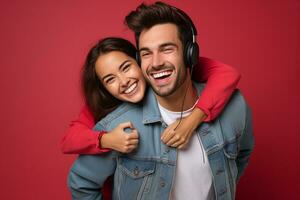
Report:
105,77,115,84
123,64,131,72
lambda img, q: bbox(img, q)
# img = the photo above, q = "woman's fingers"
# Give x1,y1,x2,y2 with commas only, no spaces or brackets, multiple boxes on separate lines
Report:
119,121,133,129
167,133,186,147
127,139,139,145
124,144,138,153
161,125,172,141
128,129,139,139
161,127,176,143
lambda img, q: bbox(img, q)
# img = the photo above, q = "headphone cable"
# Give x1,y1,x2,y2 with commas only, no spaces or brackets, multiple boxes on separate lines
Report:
174,66,194,131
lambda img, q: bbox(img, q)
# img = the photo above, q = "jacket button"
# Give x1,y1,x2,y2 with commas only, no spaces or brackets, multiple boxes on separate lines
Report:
216,168,224,175
160,181,165,187
218,188,227,196
133,167,139,176
165,147,170,153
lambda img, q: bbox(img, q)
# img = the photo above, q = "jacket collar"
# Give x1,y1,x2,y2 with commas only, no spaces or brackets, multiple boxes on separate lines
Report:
142,83,205,125
142,88,162,124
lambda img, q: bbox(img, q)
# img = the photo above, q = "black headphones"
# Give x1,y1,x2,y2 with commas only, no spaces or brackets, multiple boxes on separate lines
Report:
135,6,199,71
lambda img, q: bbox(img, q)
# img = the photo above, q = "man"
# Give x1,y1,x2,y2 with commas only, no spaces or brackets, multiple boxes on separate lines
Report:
68,2,254,200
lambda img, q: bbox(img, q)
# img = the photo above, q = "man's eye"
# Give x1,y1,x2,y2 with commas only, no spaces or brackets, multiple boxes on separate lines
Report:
141,52,150,57
163,48,173,53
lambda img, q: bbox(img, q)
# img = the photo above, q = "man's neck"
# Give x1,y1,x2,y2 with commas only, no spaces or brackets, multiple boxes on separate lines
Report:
155,75,198,112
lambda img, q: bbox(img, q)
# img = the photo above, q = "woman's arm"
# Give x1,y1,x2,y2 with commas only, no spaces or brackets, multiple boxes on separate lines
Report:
161,57,241,149
60,105,138,154
60,105,108,154
194,57,241,121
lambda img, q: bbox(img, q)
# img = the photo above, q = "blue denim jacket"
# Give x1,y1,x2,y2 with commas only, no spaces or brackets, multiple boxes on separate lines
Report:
68,83,254,200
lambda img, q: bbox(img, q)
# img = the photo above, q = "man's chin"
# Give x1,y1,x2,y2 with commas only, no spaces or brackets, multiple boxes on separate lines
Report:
152,86,175,97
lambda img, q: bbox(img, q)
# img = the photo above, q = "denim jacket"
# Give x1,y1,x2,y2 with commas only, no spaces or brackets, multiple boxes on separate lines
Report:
68,83,254,200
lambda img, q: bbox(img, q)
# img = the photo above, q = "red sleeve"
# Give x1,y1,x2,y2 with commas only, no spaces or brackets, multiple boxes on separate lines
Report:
60,104,110,154
192,57,241,121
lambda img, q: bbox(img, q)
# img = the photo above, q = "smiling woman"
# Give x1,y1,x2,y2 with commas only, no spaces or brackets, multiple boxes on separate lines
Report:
80,37,141,154
82,37,140,122
95,51,146,103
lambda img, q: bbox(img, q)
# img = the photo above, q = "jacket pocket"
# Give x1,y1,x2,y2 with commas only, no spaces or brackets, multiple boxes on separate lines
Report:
116,157,156,200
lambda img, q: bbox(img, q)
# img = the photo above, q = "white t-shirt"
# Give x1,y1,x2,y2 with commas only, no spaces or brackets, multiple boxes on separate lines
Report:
158,103,215,200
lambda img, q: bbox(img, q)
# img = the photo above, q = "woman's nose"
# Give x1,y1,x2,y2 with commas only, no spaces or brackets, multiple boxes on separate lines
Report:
119,76,130,87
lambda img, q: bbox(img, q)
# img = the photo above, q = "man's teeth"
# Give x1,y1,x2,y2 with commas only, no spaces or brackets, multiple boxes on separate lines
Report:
152,71,172,79
124,83,137,94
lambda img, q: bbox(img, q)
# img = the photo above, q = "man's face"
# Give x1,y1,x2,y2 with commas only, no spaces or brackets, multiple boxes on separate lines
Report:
138,23,187,97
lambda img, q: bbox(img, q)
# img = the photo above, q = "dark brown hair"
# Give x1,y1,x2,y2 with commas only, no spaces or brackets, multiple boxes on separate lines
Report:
125,1,194,50
82,37,137,122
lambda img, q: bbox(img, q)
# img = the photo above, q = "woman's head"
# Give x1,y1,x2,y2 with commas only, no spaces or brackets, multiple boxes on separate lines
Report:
82,37,146,121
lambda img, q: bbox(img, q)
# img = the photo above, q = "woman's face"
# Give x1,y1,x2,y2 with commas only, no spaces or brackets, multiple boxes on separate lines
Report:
95,51,146,103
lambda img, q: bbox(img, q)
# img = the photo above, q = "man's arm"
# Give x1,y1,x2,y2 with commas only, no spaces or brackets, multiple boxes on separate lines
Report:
236,105,254,181
68,153,116,200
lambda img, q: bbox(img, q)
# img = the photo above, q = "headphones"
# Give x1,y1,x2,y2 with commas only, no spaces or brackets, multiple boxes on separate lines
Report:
135,6,199,71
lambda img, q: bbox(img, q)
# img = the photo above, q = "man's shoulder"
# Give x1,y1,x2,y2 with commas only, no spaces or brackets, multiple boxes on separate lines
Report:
217,89,250,135
193,82,206,95
222,89,249,117
94,102,143,131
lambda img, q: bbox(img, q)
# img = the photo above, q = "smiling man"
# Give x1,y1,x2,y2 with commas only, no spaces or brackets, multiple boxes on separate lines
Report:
68,2,254,200
139,24,186,97
138,23,195,111
137,22,214,199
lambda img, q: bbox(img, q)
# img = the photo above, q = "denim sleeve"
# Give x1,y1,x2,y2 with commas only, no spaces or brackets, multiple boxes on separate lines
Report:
68,121,116,200
68,153,116,200
236,105,254,181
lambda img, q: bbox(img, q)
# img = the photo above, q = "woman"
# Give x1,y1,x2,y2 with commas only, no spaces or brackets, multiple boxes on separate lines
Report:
61,37,240,199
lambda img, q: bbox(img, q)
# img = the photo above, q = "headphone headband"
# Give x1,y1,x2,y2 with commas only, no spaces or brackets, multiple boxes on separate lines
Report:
170,6,197,38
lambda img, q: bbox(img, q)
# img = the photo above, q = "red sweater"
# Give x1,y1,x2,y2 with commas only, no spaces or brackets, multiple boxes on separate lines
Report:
61,57,240,154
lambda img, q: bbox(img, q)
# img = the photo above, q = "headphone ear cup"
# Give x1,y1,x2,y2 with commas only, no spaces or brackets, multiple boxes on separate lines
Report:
184,41,192,67
184,42,199,71
190,42,199,67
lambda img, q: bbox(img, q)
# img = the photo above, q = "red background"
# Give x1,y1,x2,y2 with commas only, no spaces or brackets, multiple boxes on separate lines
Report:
0,0,299,199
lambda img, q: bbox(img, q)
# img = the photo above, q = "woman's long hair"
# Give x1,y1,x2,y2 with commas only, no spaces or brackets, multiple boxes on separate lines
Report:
81,37,137,122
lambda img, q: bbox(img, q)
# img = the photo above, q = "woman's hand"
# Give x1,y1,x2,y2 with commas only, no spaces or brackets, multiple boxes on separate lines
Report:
100,122,139,153
161,108,207,149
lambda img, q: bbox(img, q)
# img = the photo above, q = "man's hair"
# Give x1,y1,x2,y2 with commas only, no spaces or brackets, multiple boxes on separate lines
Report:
125,1,194,50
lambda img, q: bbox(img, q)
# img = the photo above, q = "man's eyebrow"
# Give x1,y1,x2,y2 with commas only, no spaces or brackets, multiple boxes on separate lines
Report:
139,43,178,53
159,42,178,49
102,60,130,81
139,47,150,53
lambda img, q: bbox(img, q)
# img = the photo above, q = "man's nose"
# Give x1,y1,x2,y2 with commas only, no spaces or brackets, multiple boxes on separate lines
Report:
151,53,164,68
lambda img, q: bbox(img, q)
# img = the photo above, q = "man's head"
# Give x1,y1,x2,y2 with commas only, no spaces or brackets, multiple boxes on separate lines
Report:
125,1,199,97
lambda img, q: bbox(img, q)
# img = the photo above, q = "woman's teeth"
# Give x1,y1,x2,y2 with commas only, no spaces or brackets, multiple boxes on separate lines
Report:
124,83,137,94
